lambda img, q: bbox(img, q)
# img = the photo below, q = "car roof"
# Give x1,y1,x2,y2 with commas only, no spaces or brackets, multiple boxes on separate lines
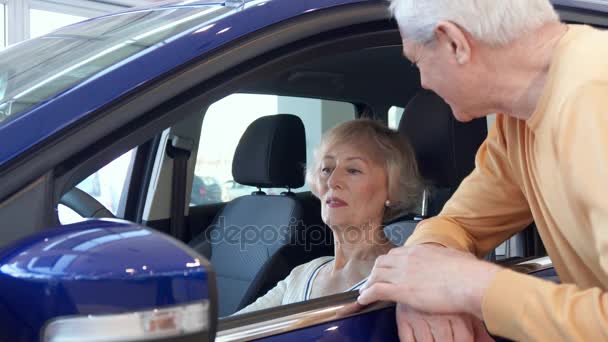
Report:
553,0,608,13
0,0,370,168
0,0,605,169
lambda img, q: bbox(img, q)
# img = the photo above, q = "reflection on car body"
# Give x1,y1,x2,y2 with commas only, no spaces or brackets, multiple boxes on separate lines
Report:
0,0,603,341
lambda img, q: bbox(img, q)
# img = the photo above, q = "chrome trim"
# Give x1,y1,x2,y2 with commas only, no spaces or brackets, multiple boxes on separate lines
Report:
218,256,554,341
217,301,392,342
510,256,553,273
420,189,428,217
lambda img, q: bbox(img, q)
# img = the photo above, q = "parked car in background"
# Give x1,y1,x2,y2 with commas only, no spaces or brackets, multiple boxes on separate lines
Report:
0,0,604,341
191,176,223,205
221,179,256,201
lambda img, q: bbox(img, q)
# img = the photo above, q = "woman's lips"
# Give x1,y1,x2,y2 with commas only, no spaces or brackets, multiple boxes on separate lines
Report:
326,197,348,208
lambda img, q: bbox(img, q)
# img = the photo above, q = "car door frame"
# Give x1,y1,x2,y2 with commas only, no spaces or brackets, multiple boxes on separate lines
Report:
210,3,608,341
0,1,391,248
0,2,605,341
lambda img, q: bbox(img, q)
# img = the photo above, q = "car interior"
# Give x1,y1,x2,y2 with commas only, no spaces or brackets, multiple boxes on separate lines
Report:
54,17,548,321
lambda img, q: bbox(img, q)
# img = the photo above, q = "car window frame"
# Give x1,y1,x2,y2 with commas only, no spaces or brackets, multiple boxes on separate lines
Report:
0,0,388,240
206,3,608,338
47,13,413,329
0,1,604,338
191,93,358,206
0,1,390,209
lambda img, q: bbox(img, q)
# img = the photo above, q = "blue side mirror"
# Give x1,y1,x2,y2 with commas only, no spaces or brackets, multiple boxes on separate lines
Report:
0,219,217,342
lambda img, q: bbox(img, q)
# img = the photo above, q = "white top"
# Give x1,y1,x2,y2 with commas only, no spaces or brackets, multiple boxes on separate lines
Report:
235,256,367,315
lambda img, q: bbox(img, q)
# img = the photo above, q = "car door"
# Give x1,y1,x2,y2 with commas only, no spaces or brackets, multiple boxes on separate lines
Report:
0,1,397,340
209,2,608,342
0,1,412,339
0,0,605,340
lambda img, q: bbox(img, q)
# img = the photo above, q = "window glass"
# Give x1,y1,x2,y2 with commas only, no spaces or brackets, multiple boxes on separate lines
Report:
486,113,507,259
487,113,496,130
0,5,231,124
0,4,5,48
191,93,355,205
57,204,81,224
388,106,405,129
58,149,135,224
30,9,87,39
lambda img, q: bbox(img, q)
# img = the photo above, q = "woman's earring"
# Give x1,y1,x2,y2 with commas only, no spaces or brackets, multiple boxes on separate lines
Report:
385,200,391,208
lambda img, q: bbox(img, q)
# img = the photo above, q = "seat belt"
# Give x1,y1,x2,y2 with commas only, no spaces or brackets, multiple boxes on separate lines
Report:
166,135,194,241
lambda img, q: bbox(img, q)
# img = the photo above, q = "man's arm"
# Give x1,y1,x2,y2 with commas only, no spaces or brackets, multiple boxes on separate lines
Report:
483,269,608,341
484,82,608,341
360,83,608,341
405,114,533,257
480,82,608,341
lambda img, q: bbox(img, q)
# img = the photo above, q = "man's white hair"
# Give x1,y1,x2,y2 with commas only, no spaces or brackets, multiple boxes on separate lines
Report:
390,0,559,46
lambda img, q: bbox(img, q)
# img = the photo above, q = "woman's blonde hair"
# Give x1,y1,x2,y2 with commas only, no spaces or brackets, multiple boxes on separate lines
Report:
306,119,424,222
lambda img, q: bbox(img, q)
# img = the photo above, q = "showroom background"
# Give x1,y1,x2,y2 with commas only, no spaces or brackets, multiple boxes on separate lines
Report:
0,0,151,47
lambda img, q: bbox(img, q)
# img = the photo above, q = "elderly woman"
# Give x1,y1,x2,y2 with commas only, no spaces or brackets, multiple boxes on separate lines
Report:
359,0,608,341
236,119,423,314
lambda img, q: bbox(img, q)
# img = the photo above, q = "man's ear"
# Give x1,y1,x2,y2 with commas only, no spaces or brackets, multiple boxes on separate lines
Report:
434,21,472,65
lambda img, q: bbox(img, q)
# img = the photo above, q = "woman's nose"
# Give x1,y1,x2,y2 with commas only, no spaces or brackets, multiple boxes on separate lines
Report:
327,170,343,190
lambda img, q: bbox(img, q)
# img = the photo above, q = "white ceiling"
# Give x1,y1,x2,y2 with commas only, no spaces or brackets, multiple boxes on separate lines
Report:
90,0,170,8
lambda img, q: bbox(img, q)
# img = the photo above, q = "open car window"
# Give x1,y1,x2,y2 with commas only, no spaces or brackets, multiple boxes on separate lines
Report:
191,93,356,205
57,149,136,224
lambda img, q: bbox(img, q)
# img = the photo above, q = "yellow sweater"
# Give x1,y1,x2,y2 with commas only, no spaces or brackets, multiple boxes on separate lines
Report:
404,25,608,341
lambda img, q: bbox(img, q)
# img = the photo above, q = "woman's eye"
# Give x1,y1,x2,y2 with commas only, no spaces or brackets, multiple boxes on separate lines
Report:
347,168,361,174
321,167,332,175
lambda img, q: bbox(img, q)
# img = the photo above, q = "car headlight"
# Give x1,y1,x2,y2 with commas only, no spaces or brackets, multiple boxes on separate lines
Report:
43,301,209,342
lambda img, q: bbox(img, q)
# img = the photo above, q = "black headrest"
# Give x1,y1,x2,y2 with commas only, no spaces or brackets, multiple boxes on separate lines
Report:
232,114,306,189
399,90,487,188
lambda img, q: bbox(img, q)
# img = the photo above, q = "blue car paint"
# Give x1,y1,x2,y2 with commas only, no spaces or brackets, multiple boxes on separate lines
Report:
0,0,589,340
0,220,209,340
0,0,602,172
0,0,368,168
553,0,608,13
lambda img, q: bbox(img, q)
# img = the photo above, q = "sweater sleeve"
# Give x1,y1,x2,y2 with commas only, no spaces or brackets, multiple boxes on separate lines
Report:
485,82,608,341
476,83,608,341
482,269,608,341
404,114,533,257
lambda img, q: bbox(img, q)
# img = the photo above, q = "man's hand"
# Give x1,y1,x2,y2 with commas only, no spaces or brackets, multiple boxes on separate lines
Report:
395,305,494,342
358,244,501,319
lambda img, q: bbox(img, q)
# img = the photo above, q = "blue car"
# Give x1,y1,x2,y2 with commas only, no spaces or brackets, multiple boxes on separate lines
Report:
0,0,604,340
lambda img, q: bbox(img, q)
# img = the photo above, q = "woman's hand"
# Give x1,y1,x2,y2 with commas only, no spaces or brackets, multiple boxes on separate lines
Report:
395,304,494,342
358,244,501,319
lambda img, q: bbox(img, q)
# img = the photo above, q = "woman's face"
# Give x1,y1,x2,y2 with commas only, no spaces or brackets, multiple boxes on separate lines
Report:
317,142,389,229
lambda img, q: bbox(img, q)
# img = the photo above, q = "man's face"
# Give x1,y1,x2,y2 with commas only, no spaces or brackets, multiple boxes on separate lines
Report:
403,38,490,122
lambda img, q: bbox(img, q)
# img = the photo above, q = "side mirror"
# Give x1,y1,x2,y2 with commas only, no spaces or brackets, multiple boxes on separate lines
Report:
0,219,217,342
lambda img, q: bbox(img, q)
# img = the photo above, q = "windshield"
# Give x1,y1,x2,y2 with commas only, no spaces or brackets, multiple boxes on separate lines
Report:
0,5,231,125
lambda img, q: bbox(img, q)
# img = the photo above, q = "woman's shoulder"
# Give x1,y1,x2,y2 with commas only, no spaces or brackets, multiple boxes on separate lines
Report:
287,256,334,283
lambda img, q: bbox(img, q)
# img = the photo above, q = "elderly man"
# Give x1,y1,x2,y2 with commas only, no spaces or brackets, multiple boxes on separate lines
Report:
358,0,608,341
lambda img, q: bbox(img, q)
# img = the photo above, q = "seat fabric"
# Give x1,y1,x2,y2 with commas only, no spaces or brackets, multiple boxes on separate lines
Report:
189,114,309,316
385,90,487,245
